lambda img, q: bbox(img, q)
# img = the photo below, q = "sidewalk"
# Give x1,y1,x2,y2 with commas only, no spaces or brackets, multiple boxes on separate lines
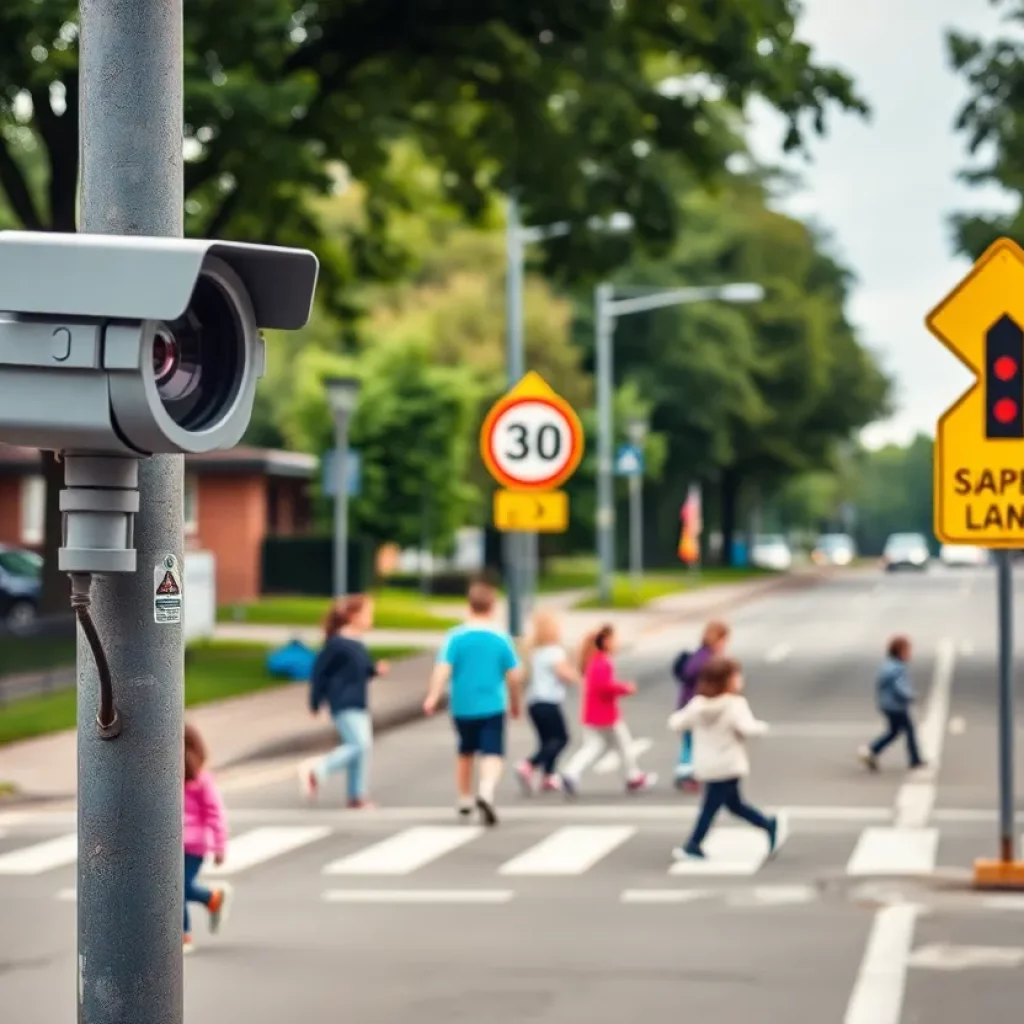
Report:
0,567,829,803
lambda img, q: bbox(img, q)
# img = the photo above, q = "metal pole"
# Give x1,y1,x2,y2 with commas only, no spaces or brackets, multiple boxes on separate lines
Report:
334,417,350,596
505,195,525,635
997,549,1015,862
629,473,641,589
595,283,615,603
78,2,184,1022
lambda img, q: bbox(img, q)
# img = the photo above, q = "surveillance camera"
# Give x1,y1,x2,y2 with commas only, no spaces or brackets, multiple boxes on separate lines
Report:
0,231,318,455
0,231,317,576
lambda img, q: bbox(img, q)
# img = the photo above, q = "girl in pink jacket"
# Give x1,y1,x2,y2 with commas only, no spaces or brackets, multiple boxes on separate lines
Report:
560,625,657,795
183,723,232,953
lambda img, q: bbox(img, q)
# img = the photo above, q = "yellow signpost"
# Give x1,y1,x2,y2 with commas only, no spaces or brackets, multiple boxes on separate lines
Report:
479,372,585,533
927,236,1024,888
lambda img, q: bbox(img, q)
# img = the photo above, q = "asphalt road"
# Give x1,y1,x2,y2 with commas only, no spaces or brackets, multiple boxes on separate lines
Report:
4,565,1024,1022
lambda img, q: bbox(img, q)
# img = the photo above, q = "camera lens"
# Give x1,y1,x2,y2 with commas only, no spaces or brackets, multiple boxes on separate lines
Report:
151,273,244,432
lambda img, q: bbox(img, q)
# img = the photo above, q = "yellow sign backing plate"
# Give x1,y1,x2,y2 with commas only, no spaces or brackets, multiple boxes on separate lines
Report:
928,237,1024,546
493,489,568,533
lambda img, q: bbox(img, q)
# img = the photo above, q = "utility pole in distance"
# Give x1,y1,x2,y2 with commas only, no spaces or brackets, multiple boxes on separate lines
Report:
77,2,185,1022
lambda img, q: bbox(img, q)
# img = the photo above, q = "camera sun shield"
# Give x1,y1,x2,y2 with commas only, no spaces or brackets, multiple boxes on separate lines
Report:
0,232,318,456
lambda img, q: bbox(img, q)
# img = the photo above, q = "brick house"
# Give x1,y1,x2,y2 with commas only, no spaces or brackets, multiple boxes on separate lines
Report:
0,445,316,604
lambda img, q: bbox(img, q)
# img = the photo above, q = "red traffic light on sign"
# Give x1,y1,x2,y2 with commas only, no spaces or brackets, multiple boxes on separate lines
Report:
986,315,1024,439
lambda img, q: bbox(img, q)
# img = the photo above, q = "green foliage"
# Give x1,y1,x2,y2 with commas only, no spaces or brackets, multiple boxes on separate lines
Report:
947,3,1024,257
217,593,458,630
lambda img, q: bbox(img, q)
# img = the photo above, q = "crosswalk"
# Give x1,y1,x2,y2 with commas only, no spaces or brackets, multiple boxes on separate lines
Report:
0,819,982,895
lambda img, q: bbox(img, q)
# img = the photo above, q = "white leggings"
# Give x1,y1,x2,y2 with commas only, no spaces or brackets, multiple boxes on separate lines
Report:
563,721,639,782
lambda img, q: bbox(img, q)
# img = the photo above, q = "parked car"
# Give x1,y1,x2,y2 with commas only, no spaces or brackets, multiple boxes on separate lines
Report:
0,545,42,631
751,534,793,571
939,544,989,568
881,533,930,571
812,533,856,567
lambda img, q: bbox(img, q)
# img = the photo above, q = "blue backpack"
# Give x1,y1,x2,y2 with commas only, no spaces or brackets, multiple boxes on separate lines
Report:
672,650,693,684
266,640,317,682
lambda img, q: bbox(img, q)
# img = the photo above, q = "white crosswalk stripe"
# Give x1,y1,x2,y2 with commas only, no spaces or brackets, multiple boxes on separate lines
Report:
206,826,331,876
668,829,772,876
0,833,77,875
322,826,483,875
845,827,938,876
0,820,969,892
498,826,636,876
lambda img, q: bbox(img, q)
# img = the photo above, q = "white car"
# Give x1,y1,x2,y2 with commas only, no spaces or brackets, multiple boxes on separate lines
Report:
939,544,989,568
812,533,856,567
751,535,792,571
882,533,930,571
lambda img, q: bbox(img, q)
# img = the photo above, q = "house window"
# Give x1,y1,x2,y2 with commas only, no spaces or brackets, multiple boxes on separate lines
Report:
184,474,199,535
20,475,45,546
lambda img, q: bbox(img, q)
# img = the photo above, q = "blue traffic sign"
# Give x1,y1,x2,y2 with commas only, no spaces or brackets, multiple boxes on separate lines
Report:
322,448,362,498
615,444,644,477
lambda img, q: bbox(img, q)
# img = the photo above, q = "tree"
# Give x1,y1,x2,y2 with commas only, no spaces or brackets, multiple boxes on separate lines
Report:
947,3,1024,258
2,0,868,606
589,172,891,565
276,341,479,552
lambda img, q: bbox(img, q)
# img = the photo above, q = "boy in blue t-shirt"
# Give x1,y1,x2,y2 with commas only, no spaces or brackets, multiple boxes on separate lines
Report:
423,582,523,825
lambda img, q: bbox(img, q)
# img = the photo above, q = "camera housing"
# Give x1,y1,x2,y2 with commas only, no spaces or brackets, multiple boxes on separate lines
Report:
0,231,318,455
0,231,318,575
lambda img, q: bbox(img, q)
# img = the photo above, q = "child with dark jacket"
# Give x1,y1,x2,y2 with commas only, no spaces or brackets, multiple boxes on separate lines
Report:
859,635,926,771
300,594,389,807
673,621,730,787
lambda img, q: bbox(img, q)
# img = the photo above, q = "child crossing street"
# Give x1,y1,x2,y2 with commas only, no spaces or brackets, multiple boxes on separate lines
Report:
667,656,784,862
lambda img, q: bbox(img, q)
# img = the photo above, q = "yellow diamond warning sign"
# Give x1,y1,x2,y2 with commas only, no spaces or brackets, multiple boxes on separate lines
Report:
928,237,1024,546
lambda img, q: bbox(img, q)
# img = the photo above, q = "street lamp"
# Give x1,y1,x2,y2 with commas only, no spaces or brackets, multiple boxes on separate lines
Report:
325,375,361,597
594,282,766,602
504,195,633,634
626,415,649,590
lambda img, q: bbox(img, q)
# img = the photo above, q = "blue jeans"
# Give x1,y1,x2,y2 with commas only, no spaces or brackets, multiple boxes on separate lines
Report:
184,852,211,935
317,708,372,801
871,710,923,767
675,732,693,777
527,702,569,775
686,778,772,852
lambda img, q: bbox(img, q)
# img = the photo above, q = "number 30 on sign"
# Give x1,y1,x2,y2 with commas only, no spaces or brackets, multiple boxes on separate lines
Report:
480,372,584,531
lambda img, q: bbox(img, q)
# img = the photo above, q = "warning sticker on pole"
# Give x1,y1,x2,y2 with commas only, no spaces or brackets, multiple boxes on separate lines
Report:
154,554,182,625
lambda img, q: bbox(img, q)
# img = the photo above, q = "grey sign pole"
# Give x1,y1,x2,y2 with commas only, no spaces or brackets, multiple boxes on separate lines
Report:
78,1,185,1022
334,421,350,597
996,549,1016,862
505,195,525,636
595,283,615,604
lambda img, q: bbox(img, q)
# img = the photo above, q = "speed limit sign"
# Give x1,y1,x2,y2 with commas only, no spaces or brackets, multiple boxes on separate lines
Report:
480,371,585,492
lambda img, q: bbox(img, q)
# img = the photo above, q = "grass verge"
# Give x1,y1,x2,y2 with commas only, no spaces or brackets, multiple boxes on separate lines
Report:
0,640,419,748
574,567,773,610
0,634,77,676
217,591,460,631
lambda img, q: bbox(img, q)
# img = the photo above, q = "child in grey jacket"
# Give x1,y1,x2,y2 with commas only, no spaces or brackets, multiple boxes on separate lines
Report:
859,635,926,771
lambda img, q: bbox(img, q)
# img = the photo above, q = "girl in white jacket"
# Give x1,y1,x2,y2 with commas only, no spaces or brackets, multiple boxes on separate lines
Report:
667,656,784,861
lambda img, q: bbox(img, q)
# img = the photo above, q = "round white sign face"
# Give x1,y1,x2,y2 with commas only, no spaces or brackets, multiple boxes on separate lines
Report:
488,400,577,486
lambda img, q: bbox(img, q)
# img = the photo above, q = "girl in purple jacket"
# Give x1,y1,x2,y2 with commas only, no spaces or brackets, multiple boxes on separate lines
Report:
674,621,730,790
183,723,232,953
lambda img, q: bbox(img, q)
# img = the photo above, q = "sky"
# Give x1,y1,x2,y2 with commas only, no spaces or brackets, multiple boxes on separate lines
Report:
746,0,1015,449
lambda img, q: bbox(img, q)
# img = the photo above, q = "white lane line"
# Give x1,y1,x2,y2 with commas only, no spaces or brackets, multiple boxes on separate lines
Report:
322,826,483,875
594,738,652,775
846,827,938,877
620,889,714,904
669,828,772,876
843,904,919,1024
323,889,514,904
56,887,76,901
0,833,77,875
908,944,1024,970
765,642,791,663
498,826,635,876
959,640,974,656
205,826,331,876
894,637,955,828
202,803,897,825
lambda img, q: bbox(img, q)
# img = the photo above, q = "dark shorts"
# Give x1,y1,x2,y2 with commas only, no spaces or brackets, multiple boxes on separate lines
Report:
453,713,505,757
